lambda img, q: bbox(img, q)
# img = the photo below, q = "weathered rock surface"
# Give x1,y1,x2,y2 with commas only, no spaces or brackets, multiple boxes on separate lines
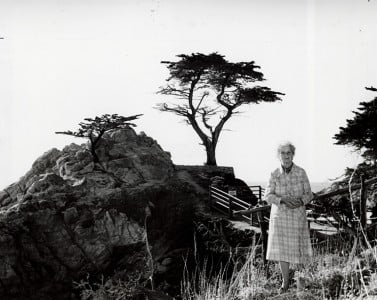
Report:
0,128,253,300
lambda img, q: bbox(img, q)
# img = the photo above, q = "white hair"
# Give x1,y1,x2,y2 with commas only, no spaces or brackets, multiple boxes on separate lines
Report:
277,141,296,156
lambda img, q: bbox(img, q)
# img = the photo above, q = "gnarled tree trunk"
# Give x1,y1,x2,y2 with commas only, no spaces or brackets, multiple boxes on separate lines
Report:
205,143,217,166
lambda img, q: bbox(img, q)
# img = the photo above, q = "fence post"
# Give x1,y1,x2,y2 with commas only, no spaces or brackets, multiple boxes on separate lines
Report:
257,211,268,268
228,190,236,219
259,186,262,201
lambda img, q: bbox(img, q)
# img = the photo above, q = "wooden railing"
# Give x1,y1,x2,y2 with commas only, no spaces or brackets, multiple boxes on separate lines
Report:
249,185,265,202
209,185,266,222
209,186,251,219
209,185,270,264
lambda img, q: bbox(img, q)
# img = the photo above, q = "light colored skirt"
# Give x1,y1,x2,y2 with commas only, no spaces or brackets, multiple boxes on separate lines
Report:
266,204,312,264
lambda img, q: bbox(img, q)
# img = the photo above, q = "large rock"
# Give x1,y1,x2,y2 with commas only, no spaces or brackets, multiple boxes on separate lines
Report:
0,128,190,299
0,127,250,300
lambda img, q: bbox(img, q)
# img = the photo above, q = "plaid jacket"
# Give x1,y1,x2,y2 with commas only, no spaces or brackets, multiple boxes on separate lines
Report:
265,163,313,264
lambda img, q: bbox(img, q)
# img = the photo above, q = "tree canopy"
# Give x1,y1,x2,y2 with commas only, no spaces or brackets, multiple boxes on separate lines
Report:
156,52,284,165
56,113,142,163
334,87,377,162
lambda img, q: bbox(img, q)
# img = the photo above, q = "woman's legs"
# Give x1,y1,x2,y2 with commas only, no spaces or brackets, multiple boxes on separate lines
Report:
279,261,290,289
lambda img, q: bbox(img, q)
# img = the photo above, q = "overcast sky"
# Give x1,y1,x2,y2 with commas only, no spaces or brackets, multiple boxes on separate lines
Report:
0,0,376,189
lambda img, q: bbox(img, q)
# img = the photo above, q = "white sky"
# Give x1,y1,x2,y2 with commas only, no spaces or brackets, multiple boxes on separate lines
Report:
0,0,376,189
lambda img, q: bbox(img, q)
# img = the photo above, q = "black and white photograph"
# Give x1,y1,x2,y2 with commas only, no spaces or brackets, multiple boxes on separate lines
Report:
0,1,376,299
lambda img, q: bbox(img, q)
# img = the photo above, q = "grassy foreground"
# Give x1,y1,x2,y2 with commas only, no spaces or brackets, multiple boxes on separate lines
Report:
180,240,377,300
75,237,377,299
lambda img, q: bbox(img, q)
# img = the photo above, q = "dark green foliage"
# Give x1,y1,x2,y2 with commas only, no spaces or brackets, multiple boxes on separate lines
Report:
56,113,142,163
334,87,377,161
157,52,284,166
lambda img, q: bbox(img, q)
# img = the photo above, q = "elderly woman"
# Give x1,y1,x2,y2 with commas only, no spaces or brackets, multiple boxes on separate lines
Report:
265,141,313,292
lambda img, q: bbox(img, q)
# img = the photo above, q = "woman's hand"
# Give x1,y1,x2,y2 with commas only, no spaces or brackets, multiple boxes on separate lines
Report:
280,196,303,209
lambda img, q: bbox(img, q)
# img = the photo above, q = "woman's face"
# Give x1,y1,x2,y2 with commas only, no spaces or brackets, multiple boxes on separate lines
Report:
279,145,294,167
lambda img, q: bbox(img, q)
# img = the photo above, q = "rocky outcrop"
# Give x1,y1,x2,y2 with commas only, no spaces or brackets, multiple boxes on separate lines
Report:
0,128,253,300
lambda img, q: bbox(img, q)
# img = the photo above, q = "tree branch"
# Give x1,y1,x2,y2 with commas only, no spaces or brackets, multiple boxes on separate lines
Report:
314,176,377,200
212,108,233,146
216,77,232,110
158,85,190,98
184,72,212,145
199,109,214,134
195,91,209,111
188,73,202,114
366,86,377,92
156,103,189,117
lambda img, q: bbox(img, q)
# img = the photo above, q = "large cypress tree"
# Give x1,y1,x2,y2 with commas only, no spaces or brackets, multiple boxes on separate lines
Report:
156,52,284,166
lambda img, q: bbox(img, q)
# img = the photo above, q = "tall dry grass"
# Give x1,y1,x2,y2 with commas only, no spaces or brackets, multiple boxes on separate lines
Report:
73,235,377,299
180,238,377,300
181,245,274,300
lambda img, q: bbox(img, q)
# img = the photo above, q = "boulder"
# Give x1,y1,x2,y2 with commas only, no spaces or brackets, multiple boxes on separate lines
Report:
0,127,250,299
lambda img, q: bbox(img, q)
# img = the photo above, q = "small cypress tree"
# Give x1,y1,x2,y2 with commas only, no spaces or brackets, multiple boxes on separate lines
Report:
56,113,142,163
